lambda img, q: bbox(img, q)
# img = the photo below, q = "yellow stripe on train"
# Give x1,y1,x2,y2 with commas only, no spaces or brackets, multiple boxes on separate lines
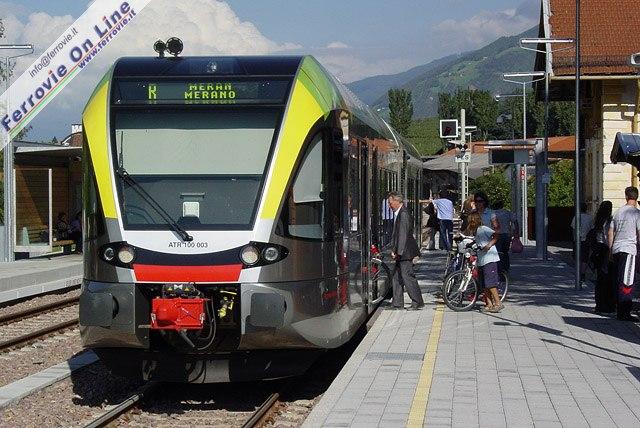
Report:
260,78,325,220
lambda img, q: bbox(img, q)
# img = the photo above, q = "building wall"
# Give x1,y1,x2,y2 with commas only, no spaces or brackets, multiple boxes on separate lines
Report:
601,80,636,209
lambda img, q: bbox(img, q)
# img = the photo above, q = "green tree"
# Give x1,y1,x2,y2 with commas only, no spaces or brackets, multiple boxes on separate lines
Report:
388,88,413,137
469,168,512,209
437,88,499,141
407,117,442,155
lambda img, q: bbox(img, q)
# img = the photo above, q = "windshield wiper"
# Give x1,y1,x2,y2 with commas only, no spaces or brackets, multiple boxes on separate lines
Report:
117,167,193,242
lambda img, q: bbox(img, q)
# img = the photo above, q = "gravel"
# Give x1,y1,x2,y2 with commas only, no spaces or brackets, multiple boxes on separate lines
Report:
0,329,83,387
0,288,80,319
0,361,141,428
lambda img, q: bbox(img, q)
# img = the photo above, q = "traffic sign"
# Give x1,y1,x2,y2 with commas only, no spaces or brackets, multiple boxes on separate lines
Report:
455,153,471,163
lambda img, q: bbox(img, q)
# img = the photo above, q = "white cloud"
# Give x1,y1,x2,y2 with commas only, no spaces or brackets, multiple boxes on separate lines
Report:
1,0,299,139
326,41,349,49
430,3,537,53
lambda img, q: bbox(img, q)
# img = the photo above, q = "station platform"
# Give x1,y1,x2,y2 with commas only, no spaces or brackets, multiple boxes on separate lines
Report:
0,255,82,303
304,248,640,427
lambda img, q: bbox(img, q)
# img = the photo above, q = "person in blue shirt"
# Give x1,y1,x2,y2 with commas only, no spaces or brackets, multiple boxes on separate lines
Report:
466,211,503,312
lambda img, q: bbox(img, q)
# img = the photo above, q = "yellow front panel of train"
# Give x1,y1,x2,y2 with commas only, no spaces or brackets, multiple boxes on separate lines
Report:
83,80,118,219
260,79,325,220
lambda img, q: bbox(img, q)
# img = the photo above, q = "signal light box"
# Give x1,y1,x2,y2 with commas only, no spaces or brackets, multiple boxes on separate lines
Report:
439,119,459,139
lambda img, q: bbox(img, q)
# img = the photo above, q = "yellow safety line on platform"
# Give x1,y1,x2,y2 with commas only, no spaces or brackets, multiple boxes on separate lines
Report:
406,303,444,428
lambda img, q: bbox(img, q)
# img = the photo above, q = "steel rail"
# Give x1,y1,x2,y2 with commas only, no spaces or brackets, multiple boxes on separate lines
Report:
0,318,79,351
241,392,280,428
0,296,80,325
82,382,160,428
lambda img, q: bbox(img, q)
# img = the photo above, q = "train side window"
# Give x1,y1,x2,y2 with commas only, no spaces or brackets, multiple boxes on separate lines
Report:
285,134,324,240
348,141,361,234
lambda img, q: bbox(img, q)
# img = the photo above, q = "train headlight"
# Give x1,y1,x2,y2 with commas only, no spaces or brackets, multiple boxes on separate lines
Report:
103,247,115,261
263,246,280,263
241,245,260,266
117,246,136,264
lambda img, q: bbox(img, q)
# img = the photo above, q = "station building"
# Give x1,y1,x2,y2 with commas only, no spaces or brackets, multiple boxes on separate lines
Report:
536,0,640,210
11,124,83,257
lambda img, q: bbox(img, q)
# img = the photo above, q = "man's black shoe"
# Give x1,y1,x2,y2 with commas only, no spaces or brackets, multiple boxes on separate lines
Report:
617,314,638,322
407,303,425,311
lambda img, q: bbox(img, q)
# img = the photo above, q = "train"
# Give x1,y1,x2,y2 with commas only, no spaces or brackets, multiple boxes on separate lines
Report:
79,53,423,382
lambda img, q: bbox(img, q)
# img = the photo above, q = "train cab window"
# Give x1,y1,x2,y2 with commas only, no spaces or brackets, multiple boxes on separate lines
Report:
285,134,325,240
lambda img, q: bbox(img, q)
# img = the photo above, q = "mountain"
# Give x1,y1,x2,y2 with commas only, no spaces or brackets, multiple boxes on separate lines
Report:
346,54,458,105
347,26,538,118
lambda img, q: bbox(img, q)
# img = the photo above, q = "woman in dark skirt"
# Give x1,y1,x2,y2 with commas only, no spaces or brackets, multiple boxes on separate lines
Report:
592,201,615,313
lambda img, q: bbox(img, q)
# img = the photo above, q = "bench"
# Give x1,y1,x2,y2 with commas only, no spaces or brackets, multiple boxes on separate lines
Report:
23,225,75,254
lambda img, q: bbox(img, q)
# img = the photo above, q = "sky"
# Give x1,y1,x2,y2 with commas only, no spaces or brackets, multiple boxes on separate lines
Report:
0,0,540,140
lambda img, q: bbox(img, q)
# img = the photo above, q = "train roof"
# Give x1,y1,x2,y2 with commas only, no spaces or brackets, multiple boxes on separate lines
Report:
112,56,304,77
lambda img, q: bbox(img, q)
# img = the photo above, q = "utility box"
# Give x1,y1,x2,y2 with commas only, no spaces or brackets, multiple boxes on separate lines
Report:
489,149,535,165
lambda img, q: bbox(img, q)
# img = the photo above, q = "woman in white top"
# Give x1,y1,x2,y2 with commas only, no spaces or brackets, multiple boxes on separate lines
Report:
466,212,503,312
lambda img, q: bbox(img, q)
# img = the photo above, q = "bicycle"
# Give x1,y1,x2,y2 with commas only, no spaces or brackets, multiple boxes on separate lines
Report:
443,234,475,279
442,240,508,311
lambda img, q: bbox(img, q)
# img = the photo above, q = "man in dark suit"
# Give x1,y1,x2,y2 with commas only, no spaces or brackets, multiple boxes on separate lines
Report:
388,192,424,310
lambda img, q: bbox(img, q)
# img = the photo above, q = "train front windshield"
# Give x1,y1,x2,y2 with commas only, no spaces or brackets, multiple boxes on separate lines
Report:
110,79,290,230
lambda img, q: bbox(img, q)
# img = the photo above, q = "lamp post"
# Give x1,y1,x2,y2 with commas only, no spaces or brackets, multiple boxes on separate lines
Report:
0,44,34,262
495,93,524,139
502,72,545,246
519,38,575,262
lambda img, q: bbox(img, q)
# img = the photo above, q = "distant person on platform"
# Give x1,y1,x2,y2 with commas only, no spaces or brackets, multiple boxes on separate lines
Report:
69,212,82,253
381,197,394,245
433,190,454,251
591,201,614,314
491,200,519,273
572,203,593,284
473,191,500,232
608,187,640,321
388,192,424,310
421,200,438,251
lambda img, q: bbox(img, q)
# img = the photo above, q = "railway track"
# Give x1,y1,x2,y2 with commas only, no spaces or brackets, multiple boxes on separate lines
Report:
0,297,80,352
0,296,79,326
81,383,281,428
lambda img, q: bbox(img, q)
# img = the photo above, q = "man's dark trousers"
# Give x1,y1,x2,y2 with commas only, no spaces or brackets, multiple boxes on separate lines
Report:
614,252,635,319
439,219,453,251
392,259,424,307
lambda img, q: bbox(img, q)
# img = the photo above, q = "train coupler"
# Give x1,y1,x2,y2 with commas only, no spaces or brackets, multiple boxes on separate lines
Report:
150,297,207,330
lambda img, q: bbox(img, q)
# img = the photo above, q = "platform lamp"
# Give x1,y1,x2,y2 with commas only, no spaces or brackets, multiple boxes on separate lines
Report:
502,72,545,246
518,38,575,265
0,44,34,262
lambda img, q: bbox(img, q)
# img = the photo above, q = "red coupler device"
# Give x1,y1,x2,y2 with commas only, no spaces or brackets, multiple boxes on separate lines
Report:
150,298,206,330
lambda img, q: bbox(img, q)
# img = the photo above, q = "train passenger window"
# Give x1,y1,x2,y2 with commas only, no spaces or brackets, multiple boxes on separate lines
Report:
286,134,324,240
348,141,360,233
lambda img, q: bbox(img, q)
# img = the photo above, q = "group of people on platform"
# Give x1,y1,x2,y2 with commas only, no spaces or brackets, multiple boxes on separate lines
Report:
388,189,520,313
573,186,640,321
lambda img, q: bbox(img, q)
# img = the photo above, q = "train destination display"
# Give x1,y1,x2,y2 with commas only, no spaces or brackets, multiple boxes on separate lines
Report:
112,79,290,105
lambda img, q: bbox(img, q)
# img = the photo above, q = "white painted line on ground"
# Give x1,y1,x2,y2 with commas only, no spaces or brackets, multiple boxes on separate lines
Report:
0,350,98,409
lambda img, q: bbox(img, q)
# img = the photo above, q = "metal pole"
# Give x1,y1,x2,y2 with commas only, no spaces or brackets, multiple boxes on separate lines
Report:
460,108,467,200
3,56,13,262
521,82,528,244
574,0,581,290
543,67,550,261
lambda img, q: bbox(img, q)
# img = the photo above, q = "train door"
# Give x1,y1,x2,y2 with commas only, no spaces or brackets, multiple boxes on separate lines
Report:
347,139,364,306
360,142,369,305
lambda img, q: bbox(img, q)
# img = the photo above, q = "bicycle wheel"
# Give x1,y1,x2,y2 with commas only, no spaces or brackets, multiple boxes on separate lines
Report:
443,271,478,311
497,271,509,302
443,252,455,278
